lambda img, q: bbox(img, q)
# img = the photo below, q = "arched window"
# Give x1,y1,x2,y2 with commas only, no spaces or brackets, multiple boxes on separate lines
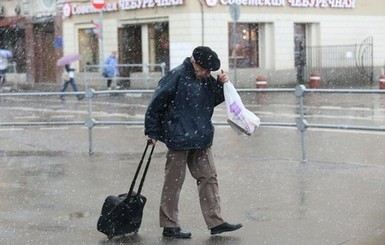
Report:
41,0,54,8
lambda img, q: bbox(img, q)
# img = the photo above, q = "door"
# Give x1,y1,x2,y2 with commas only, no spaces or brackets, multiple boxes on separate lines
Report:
118,25,142,72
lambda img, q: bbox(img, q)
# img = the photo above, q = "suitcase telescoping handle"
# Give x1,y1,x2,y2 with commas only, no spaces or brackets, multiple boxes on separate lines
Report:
127,139,155,197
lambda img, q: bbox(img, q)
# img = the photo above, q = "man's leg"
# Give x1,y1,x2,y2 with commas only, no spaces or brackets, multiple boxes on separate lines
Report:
159,149,188,228
160,150,192,238
0,71,5,86
69,79,83,100
59,81,69,99
188,148,243,235
113,77,120,89
69,78,79,92
187,148,224,229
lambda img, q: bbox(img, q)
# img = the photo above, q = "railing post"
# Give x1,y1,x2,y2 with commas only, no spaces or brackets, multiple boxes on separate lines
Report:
160,62,166,76
84,88,96,155
295,85,308,162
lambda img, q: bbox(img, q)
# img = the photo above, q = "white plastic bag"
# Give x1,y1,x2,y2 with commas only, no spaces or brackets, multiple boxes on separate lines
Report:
224,81,260,135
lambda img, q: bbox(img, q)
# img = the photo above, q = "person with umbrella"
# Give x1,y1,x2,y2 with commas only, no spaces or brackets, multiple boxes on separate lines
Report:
57,54,84,101
59,63,84,101
0,49,13,87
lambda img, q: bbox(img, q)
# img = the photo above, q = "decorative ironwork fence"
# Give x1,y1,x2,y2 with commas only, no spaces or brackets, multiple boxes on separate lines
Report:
305,36,373,87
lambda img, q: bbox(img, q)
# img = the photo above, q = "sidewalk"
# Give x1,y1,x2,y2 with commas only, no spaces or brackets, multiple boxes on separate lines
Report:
1,127,385,245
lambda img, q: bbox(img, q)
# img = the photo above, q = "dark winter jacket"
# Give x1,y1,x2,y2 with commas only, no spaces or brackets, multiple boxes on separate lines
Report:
144,57,225,151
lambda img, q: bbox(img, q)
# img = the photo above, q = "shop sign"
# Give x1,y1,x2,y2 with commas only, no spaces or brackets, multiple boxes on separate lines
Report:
62,2,119,17
62,0,184,17
54,37,63,49
220,0,285,7
218,0,355,8
287,0,355,8
62,3,72,17
119,0,184,10
205,0,217,7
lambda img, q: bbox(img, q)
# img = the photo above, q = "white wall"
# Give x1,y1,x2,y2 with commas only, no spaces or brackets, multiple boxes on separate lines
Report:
61,3,385,87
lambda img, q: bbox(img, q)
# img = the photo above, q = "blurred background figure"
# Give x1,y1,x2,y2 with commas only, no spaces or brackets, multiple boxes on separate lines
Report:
231,43,250,68
59,63,84,101
295,40,306,84
232,43,244,58
0,49,13,86
103,51,119,90
158,36,170,72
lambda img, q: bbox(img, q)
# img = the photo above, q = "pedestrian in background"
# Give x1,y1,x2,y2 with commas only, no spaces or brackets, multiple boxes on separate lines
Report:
59,63,84,101
103,51,119,90
0,49,12,86
295,40,306,84
145,46,243,239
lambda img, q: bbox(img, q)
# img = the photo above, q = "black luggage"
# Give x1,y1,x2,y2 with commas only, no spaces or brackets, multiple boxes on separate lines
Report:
97,141,155,239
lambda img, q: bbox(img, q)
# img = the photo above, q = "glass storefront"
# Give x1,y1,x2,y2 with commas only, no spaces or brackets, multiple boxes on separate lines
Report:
149,22,169,72
228,23,259,69
78,28,99,71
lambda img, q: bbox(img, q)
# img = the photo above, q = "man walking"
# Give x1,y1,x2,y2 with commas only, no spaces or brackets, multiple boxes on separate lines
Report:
145,46,243,239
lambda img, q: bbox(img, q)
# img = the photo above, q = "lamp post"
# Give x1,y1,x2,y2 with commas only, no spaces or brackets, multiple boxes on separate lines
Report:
230,4,240,84
91,0,105,72
198,0,205,46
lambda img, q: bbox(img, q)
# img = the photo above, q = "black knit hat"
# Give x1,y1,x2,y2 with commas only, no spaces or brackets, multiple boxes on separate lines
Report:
192,46,221,71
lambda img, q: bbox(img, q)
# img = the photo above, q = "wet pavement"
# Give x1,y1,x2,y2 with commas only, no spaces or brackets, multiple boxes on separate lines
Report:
1,125,385,245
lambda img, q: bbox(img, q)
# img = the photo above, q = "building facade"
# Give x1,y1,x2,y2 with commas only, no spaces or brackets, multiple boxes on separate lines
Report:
2,0,385,87
0,0,63,84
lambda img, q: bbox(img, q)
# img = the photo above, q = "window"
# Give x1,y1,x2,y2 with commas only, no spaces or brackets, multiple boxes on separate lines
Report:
118,24,142,74
118,22,169,75
148,22,169,72
228,23,259,68
78,29,99,71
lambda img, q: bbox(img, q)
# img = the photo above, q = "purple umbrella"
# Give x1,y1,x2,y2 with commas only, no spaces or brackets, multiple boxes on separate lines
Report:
57,53,82,66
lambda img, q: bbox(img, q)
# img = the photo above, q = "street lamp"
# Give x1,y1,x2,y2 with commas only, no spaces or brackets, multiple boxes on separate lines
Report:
198,0,205,46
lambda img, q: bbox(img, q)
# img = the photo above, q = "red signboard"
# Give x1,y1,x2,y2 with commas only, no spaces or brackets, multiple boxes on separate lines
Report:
91,0,105,10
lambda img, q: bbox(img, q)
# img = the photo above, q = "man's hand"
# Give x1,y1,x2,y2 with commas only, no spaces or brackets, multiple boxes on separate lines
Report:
217,69,229,84
147,138,157,145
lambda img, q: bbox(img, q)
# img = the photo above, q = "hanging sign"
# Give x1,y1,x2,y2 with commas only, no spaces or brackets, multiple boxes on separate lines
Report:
230,3,240,22
91,0,105,10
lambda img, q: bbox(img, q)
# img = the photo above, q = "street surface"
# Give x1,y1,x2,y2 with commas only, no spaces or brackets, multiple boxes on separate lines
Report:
1,89,385,244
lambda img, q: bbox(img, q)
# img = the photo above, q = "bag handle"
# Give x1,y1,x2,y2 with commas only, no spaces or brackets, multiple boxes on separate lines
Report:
127,140,155,197
137,143,155,195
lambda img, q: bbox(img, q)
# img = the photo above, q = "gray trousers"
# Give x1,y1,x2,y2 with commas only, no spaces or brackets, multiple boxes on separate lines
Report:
159,148,225,229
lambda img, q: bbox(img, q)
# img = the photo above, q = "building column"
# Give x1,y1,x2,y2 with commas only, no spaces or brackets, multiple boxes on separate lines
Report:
25,19,35,84
55,14,63,83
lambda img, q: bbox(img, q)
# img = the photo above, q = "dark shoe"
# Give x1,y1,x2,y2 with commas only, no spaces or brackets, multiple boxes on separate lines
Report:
77,95,85,101
210,222,243,235
162,227,191,239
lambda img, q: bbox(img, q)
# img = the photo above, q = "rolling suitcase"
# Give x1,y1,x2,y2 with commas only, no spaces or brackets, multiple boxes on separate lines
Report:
97,140,155,239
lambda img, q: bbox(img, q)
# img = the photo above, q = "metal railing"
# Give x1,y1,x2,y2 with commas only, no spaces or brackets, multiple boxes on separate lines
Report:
83,63,166,88
305,36,374,86
1,86,385,160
